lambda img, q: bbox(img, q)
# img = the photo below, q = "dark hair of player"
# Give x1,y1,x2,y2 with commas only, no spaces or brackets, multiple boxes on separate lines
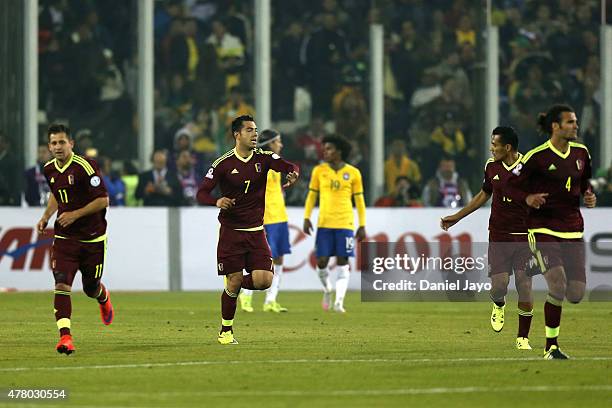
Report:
258,129,280,147
231,115,255,137
322,135,352,161
537,104,574,136
47,123,71,140
492,126,519,151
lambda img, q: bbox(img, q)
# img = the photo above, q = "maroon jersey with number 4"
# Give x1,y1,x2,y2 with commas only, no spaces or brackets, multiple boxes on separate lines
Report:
197,148,298,230
44,154,108,240
482,155,528,234
506,140,592,233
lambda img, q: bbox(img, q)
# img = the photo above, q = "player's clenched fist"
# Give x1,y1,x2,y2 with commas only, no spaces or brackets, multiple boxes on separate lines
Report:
283,171,299,188
216,197,236,210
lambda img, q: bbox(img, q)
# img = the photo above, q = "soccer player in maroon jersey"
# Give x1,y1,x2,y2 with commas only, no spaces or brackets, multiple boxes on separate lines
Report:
36,123,114,355
197,115,299,344
506,104,596,359
441,127,534,350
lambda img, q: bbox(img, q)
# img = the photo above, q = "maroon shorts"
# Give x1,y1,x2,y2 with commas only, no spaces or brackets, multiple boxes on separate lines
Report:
51,237,106,285
488,231,532,277
528,232,586,283
217,226,273,275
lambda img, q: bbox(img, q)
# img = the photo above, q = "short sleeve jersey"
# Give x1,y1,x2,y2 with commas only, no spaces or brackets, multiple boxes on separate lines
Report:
43,154,108,240
481,155,528,234
507,140,592,233
308,163,364,230
202,148,297,230
263,170,288,225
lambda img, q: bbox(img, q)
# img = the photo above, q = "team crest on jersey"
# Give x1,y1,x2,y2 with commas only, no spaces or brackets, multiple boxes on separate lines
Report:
576,159,583,171
68,175,74,185
343,172,350,180
512,163,522,176
255,163,262,173
218,263,224,272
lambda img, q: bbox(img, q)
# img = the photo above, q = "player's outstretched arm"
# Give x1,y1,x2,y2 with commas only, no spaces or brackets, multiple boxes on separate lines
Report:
37,193,58,234
57,196,109,228
440,189,491,231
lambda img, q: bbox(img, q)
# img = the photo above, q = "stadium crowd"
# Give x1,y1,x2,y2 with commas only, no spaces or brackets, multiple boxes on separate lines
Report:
0,0,608,207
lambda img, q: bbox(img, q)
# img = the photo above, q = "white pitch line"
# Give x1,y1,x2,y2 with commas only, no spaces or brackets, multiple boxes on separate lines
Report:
78,384,612,397
1,356,612,373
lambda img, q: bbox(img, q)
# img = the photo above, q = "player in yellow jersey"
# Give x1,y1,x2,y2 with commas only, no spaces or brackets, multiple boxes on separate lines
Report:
303,135,366,312
240,130,291,313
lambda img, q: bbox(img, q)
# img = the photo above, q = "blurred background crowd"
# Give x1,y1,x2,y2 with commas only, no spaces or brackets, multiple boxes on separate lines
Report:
2,0,612,208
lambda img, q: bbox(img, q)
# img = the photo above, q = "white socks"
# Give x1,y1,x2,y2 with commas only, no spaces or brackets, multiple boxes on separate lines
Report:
265,264,282,304
335,264,350,306
241,289,253,296
317,267,332,293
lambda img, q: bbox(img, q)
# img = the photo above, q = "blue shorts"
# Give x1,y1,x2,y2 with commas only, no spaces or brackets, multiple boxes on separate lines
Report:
264,222,291,259
315,228,355,258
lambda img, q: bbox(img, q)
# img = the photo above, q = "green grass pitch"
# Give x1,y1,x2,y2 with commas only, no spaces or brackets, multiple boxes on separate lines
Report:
1,292,611,407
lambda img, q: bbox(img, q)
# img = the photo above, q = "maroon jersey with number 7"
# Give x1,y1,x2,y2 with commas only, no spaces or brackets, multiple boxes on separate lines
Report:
197,148,298,230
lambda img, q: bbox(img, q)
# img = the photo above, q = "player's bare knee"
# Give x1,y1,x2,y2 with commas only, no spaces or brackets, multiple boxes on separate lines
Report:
258,273,273,290
566,282,585,304
317,257,330,269
489,274,508,298
337,257,349,266
225,273,243,293
54,283,71,292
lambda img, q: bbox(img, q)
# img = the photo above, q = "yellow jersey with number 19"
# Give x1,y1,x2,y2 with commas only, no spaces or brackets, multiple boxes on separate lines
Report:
264,170,288,224
304,163,366,230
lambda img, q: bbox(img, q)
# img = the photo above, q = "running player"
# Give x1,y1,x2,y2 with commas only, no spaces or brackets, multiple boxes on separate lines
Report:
36,123,114,355
441,127,534,350
239,129,292,313
197,116,299,344
506,104,596,359
303,135,366,313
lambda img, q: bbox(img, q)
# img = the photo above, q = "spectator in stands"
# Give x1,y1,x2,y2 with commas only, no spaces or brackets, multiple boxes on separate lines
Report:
301,13,349,119
455,15,476,46
430,111,466,158
175,149,198,206
384,139,421,195
217,86,255,150
333,68,368,142
375,176,422,207
296,115,327,163
273,21,306,120
169,127,205,176
207,19,246,91
100,156,125,206
422,156,472,208
0,132,20,206
136,149,183,206
121,160,141,207
24,144,52,206
99,48,125,104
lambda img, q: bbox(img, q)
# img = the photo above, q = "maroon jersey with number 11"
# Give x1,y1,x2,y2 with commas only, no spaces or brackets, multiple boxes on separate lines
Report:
43,153,108,240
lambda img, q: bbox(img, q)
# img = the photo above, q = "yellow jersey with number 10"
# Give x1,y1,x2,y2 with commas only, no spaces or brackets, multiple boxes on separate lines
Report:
264,170,288,224
307,163,364,229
